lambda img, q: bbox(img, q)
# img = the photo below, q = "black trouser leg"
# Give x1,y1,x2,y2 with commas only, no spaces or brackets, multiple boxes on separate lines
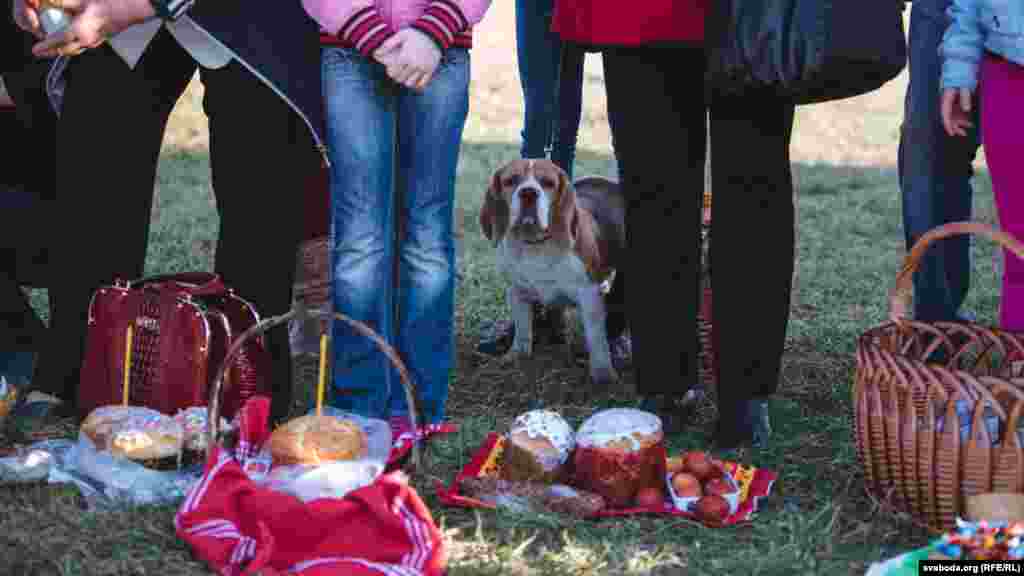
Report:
0,69,49,351
41,32,195,406
602,44,706,397
604,267,626,341
709,92,795,440
199,59,320,422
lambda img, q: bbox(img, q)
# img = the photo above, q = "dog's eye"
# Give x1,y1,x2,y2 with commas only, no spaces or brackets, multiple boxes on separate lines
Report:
503,175,521,187
539,177,556,188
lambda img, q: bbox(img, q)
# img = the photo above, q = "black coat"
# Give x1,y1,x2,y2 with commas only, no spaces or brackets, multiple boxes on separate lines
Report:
189,1,326,153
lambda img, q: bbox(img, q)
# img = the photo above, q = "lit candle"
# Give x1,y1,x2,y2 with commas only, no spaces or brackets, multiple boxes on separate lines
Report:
123,324,134,406
316,333,328,417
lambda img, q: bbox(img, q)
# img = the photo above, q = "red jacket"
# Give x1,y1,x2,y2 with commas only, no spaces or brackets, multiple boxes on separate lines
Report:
551,0,707,47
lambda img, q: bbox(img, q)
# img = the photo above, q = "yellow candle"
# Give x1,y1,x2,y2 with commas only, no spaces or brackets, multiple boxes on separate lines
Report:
123,324,134,406
316,333,328,417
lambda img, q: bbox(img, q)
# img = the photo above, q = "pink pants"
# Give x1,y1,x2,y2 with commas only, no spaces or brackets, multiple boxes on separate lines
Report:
982,54,1024,331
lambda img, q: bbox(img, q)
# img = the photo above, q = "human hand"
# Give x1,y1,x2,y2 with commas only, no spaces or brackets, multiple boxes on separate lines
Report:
941,87,974,137
372,28,441,92
13,0,45,39
31,0,156,58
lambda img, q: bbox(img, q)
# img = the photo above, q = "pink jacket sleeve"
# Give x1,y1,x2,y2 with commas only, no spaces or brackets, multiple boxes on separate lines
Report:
302,0,395,57
410,0,493,50
303,0,493,56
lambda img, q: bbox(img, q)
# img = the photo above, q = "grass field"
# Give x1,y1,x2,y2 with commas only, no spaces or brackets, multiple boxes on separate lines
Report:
0,4,1007,575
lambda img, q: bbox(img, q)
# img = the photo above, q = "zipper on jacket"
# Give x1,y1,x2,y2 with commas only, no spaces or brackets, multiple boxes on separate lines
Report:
191,23,331,168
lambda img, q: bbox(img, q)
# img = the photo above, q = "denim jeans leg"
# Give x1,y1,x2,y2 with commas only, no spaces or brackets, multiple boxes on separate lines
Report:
515,0,560,160
899,0,981,322
551,45,585,179
323,47,397,420
390,49,471,425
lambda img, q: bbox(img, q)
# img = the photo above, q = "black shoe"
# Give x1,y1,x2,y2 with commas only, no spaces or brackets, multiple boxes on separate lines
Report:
711,398,771,453
638,394,687,435
476,305,566,356
609,332,632,370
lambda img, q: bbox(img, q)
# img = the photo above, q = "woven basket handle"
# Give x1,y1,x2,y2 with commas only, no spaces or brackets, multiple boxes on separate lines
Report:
891,222,1024,322
204,306,423,471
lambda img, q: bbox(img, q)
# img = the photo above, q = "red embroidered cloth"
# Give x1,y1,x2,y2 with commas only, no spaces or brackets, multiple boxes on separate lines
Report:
175,397,449,575
437,433,778,525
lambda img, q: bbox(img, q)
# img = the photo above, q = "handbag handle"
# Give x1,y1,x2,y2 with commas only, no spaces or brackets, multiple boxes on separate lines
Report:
891,222,1024,322
124,272,228,297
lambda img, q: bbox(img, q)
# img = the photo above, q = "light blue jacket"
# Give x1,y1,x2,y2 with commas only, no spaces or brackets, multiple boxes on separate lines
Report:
940,0,1024,91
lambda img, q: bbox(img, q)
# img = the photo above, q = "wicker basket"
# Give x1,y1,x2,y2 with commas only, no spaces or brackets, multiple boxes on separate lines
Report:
855,222,1024,533
291,236,332,413
206,307,425,470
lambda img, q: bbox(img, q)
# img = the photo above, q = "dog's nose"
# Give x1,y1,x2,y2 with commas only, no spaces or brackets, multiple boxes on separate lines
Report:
518,187,539,206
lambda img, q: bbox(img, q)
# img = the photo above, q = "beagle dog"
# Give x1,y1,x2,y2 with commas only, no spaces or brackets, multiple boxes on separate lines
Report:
479,159,626,391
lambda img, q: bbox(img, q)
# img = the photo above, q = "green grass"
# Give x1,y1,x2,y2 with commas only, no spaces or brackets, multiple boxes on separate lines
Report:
0,9,1007,568
2,137,1004,574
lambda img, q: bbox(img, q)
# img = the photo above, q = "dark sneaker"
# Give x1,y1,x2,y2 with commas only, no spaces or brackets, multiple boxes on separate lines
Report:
610,332,632,370
638,394,686,435
750,399,771,448
711,398,771,453
679,386,706,412
5,390,74,443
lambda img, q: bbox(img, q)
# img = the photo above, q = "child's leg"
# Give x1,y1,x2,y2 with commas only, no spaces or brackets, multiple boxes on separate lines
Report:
391,48,471,425
981,55,1024,332
322,47,398,420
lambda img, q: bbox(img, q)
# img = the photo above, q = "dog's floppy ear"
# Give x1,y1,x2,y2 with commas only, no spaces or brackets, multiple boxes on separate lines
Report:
550,167,578,248
479,171,509,247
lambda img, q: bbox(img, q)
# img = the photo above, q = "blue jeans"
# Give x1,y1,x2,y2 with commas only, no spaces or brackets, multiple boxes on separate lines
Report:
898,0,981,322
322,46,469,425
515,0,586,179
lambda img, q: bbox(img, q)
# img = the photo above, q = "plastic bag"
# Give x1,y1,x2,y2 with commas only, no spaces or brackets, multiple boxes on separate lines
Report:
0,439,72,485
70,431,202,507
253,407,392,502
262,460,385,503
65,405,220,508
173,406,230,453
81,405,184,455
304,407,393,464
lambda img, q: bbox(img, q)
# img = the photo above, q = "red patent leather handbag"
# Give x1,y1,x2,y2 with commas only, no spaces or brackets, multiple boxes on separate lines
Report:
77,272,272,421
